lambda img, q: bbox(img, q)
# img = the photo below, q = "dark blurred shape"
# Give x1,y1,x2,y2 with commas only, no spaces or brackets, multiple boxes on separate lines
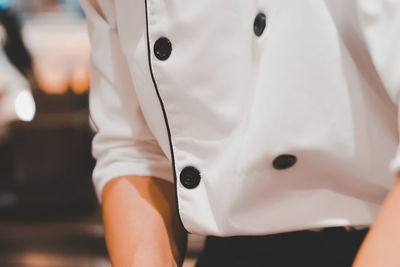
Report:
0,3,97,219
0,8,37,90
0,208,110,266
0,135,12,185
0,2,106,265
33,88,89,114
0,98,97,219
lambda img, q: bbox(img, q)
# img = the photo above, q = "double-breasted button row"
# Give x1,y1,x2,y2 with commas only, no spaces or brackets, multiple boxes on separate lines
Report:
153,12,267,61
155,11,291,189
179,154,297,189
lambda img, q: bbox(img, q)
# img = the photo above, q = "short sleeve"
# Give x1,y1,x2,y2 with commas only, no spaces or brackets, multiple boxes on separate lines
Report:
356,0,400,177
81,0,173,203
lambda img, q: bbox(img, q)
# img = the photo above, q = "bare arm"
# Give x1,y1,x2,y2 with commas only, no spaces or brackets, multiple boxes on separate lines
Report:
352,172,400,267
101,176,187,267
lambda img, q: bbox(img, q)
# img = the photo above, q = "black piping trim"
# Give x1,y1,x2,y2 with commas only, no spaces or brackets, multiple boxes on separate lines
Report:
144,0,189,234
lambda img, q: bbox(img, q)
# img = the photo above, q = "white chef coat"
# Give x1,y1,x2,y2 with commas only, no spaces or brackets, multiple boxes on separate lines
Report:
81,0,400,237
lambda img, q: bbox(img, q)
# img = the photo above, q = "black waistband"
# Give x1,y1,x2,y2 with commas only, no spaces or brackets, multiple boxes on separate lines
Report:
196,226,370,267
206,226,370,243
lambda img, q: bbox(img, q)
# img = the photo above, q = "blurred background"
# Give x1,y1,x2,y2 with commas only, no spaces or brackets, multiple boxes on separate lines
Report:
0,0,203,266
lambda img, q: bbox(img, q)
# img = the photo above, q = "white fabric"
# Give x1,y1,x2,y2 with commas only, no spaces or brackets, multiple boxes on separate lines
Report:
81,0,400,237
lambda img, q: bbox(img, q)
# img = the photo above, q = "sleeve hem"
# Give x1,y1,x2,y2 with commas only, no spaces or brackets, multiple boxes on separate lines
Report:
93,160,174,204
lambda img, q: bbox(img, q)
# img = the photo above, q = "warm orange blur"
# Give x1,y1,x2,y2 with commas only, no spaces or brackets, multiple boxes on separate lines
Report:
24,20,90,94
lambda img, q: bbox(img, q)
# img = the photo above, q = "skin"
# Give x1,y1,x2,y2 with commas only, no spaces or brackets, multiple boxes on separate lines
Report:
101,175,187,267
352,172,400,266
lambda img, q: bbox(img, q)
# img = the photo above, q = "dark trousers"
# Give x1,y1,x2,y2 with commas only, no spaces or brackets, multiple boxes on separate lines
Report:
195,227,369,267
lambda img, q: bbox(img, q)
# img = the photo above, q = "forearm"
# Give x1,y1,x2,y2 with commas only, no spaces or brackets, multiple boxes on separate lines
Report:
352,172,400,267
101,175,187,267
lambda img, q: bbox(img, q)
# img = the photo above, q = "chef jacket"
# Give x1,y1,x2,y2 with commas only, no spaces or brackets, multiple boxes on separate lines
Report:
81,0,400,237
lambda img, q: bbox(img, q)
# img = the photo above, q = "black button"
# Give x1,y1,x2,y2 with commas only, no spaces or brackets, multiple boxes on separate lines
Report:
253,12,266,36
273,154,297,170
180,166,201,189
154,37,172,60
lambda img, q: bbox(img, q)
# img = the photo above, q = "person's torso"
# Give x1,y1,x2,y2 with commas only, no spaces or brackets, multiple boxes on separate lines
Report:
111,0,399,236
